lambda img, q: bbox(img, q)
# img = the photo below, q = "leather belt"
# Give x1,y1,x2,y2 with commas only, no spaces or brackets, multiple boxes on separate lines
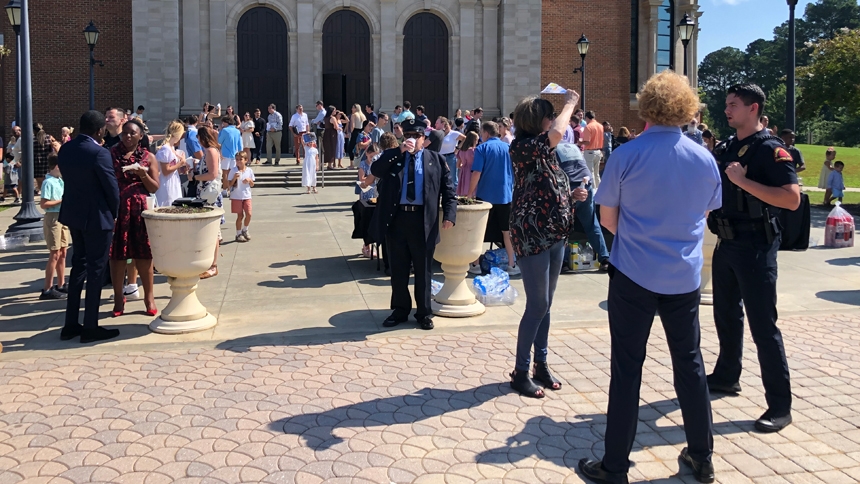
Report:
399,205,422,212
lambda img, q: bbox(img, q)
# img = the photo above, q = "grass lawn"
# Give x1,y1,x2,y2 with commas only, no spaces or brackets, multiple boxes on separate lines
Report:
796,144,860,188
0,205,10,212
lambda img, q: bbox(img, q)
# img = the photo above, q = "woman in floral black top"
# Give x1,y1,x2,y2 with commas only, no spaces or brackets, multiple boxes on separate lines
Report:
508,90,588,398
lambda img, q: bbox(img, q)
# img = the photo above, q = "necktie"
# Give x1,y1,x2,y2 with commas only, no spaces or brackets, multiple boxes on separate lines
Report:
406,152,416,203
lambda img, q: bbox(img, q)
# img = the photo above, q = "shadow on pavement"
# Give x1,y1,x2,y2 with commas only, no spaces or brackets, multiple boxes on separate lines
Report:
815,290,860,306
0,323,151,352
267,383,512,450
260,256,387,289
216,309,413,352
825,256,860,267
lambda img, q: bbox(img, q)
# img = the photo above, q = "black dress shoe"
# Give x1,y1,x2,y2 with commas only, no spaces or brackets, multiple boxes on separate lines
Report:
60,324,82,341
755,410,792,433
382,314,408,328
80,327,120,344
680,447,715,483
707,374,741,395
578,459,629,484
418,316,434,330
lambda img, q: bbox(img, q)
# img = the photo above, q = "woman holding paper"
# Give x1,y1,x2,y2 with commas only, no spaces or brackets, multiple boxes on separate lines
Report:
109,118,160,317
154,120,186,207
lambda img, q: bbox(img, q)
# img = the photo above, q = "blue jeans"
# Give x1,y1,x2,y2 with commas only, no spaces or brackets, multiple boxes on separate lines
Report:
445,153,458,189
575,184,610,262
515,240,565,371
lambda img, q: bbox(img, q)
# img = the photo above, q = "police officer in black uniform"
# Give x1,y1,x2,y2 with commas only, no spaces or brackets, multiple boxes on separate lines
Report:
707,84,801,433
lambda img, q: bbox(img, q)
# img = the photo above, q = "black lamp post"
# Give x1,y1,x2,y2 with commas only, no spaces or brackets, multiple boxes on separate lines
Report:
6,0,41,238
5,0,19,124
786,0,798,130
678,13,696,78
83,21,102,111
572,34,589,110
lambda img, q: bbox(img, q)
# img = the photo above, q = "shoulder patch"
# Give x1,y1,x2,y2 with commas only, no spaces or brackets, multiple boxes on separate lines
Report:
774,147,793,163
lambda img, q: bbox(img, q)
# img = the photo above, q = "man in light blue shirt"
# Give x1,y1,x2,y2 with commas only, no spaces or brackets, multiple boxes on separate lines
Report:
467,121,517,275
582,71,721,484
218,116,244,194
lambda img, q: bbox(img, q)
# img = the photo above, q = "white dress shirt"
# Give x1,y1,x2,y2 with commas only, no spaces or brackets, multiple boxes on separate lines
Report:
289,112,310,133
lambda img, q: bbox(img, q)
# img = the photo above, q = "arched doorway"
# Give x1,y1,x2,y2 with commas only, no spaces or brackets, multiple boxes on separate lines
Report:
237,7,289,153
322,10,371,114
403,13,449,121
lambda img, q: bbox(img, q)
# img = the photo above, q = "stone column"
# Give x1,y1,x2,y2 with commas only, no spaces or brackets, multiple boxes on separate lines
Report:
459,0,476,112
209,0,228,104
181,0,201,114
380,0,397,111
647,0,662,78
481,0,500,115
372,33,381,106
296,0,314,107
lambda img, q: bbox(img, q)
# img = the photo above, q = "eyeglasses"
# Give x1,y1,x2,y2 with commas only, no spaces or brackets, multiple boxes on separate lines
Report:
404,133,424,139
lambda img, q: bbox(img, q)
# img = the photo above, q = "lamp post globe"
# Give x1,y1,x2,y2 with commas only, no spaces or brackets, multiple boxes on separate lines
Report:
575,34,589,110
84,20,100,110
677,13,696,77
5,0,20,29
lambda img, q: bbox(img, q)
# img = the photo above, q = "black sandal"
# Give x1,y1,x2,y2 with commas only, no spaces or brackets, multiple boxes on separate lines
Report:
510,370,545,398
533,361,562,390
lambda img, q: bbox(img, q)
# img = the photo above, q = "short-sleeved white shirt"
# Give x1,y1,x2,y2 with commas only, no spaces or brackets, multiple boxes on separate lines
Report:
227,167,255,200
440,131,462,155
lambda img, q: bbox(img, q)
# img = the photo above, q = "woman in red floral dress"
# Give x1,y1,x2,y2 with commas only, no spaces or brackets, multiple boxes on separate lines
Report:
109,118,160,317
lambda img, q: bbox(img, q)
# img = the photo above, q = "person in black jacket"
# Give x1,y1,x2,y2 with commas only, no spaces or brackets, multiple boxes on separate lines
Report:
370,118,457,330
57,111,121,343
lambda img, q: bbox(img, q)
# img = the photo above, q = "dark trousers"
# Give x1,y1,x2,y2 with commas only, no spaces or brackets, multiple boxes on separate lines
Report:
252,134,263,160
65,228,113,329
386,210,433,319
603,267,713,473
712,237,792,414
515,241,565,371
347,128,362,162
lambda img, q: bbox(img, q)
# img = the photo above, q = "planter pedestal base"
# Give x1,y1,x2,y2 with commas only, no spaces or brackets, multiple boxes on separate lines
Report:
431,300,486,318
150,313,217,334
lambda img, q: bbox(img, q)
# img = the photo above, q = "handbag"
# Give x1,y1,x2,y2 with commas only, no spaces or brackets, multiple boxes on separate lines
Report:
200,177,222,204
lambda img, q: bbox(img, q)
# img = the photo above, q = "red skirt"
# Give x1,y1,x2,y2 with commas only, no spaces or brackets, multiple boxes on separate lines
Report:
110,192,152,260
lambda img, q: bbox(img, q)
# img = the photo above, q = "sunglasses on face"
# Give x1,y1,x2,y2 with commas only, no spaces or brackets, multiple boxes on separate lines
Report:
404,133,423,139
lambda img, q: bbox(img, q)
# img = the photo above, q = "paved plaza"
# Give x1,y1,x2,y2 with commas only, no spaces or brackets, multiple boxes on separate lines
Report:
2,165,860,483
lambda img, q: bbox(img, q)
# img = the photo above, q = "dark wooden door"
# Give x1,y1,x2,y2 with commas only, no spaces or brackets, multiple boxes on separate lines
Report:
237,7,289,153
322,10,371,114
403,13,449,122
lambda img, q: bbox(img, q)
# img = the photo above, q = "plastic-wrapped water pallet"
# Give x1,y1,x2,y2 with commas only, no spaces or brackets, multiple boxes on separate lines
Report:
0,233,29,250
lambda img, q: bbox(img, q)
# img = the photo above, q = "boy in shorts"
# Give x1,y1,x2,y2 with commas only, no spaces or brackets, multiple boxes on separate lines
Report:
40,154,70,300
228,151,255,242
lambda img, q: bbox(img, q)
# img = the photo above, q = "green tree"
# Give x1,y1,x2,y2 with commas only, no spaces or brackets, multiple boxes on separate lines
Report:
697,47,747,138
798,29,860,117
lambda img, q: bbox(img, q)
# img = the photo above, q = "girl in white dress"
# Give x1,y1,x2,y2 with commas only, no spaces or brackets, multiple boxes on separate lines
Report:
302,133,319,194
240,112,255,162
154,120,187,207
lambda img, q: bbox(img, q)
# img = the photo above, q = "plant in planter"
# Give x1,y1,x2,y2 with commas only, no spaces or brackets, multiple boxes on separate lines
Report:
431,197,493,317
142,205,224,333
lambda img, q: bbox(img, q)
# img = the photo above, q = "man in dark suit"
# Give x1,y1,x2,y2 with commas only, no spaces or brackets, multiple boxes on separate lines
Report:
58,111,121,343
370,118,457,330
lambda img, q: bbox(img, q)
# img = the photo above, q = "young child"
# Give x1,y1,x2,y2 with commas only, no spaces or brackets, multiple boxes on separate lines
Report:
302,133,319,194
3,151,20,204
228,151,255,242
39,154,70,300
826,161,845,205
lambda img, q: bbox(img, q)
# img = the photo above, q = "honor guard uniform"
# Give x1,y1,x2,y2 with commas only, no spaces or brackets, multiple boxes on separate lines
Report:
707,125,798,433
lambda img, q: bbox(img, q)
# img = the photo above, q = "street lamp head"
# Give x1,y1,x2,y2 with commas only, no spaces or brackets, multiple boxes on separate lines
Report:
83,20,100,47
787,0,798,5
576,33,589,58
678,13,696,43
5,0,20,28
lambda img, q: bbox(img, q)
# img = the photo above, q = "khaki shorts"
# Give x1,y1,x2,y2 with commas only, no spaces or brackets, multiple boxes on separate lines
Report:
43,212,70,251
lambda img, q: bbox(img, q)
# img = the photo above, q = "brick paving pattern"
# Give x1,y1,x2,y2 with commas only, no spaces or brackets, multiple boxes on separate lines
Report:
1,313,860,483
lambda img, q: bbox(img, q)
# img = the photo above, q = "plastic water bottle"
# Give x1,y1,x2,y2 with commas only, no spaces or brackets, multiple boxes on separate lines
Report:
570,242,581,271
582,244,594,268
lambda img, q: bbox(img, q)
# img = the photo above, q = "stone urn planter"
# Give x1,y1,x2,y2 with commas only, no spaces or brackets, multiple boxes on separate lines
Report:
700,230,718,305
142,206,224,334
431,199,492,317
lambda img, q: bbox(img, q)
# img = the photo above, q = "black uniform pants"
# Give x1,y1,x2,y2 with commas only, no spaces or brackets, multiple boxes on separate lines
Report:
65,228,113,330
712,237,792,414
603,267,713,473
386,209,434,319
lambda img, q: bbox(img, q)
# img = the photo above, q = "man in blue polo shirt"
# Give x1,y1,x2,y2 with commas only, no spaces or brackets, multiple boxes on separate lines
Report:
467,121,517,275
581,70,721,484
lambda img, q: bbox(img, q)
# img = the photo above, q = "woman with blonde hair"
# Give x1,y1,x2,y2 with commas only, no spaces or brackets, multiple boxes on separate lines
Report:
154,120,187,207
347,103,367,165
582,70,719,484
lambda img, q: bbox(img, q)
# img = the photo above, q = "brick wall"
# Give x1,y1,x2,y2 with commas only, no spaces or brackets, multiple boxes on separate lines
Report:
0,0,133,142
541,0,645,134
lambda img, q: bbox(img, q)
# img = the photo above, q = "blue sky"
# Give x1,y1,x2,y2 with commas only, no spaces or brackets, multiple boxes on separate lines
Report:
697,0,816,62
